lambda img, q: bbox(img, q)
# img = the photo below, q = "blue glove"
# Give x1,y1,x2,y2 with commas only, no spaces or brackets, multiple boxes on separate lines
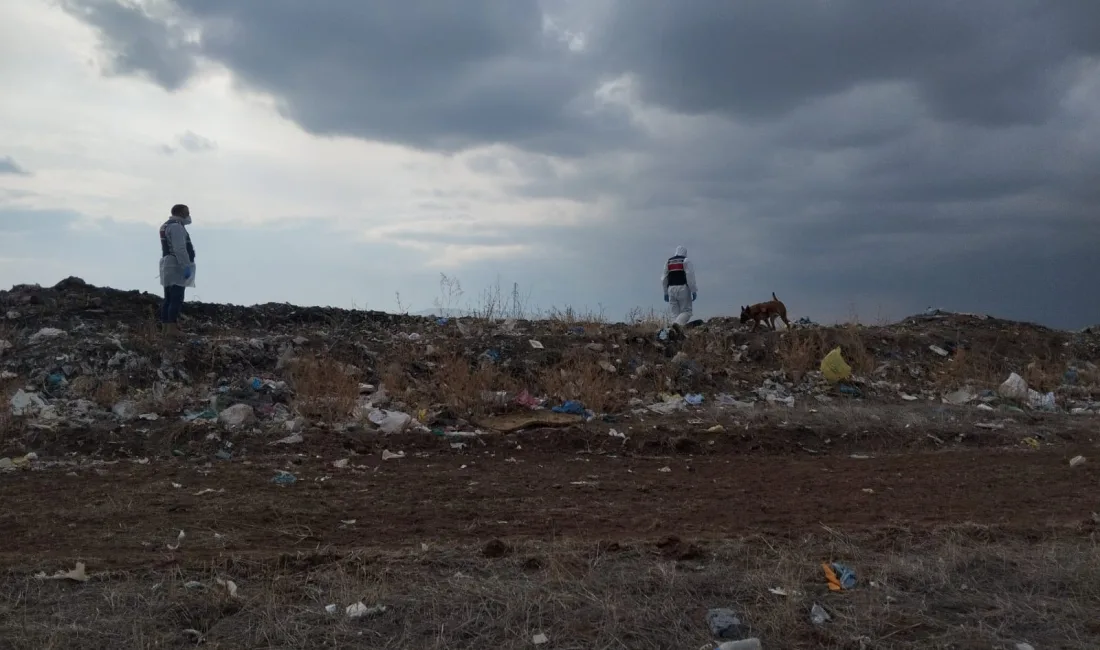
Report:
663,294,669,303
183,266,193,280
692,292,697,301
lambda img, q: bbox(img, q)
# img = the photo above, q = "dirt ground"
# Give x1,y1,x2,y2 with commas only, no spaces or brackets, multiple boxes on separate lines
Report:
2,432,1099,648
0,443,1095,570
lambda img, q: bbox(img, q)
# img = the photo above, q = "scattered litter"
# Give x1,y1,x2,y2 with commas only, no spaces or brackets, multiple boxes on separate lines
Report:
899,393,919,401
810,603,831,626
999,373,1029,400
346,602,387,619
608,429,627,441
975,422,1005,430
272,471,297,485
766,394,795,408
183,581,205,590
838,384,862,397
166,530,186,551
218,404,256,428
551,400,586,416
479,411,580,432
368,408,413,434
823,562,856,591
215,577,239,598
325,604,338,615
768,587,799,597
942,389,975,405
1021,437,1041,450
685,393,705,405
820,347,852,382
717,640,761,650
707,424,726,433
341,519,357,525
1070,455,1086,467
214,449,232,461
528,339,544,349
30,327,66,342
716,394,755,409
382,450,405,460
193,488,218,496
332,458,349,469
34,562,90,583
532,632,550,645
1028,389,1056,411
706,608,747,640
929,345,949,357
598,360,617,373
269,432,303,445
1015,644,1035,650
11,389,46,417
658,466,672,473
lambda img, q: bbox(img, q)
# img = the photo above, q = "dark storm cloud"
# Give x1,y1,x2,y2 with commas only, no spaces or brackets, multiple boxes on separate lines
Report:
0,156,30,175
595,0,1100,127
61,0,633,155
57,0,1100,327
59,0,198,90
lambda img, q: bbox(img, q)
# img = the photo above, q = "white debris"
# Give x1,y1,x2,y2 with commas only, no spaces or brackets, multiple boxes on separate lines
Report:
368,408,412,434
608,429,627,440
929,345,949,357
325,604,338,615
942,389,975,405
269,432,303,445
658,466,672,473
381,450,405,461
717,640,762,650
1070,455,1086,467
111,400,137,421
218,404,256,428
998,373,1029,400
528,339,544,349
167,530,185,551
30,327,66,342
11,389,45,416
532,632,549,645
332,458,349,469
35,562,89,582
215,577,239,598
346,602,387,619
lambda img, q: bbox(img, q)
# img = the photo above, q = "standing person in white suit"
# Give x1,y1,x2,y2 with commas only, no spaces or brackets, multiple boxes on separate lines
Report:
661,245,698,328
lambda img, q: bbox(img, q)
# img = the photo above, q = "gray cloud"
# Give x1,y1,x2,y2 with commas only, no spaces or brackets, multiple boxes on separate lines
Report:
60,0,198,90
54,0,1100,327
161,130,218,155
0,156,30,175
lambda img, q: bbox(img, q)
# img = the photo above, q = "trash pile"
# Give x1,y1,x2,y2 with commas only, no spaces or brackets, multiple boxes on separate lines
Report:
1,279,1098,462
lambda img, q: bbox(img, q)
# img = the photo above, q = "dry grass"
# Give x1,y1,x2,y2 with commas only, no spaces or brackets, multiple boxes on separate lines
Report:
2,529,1097,649
776,327,875,377
287,354,360,422
537,351,624,414
427,353,519,416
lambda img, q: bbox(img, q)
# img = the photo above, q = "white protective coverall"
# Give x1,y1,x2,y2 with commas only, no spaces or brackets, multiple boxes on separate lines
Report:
661,245,698,327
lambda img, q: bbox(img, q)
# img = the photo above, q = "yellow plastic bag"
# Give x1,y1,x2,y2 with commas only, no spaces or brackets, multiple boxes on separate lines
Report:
820,347,852,383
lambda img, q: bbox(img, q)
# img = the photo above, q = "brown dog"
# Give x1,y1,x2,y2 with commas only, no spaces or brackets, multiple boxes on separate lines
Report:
740,292,790,331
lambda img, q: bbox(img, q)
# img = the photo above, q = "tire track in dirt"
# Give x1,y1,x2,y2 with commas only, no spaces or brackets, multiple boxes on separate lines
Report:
0,447,1094,569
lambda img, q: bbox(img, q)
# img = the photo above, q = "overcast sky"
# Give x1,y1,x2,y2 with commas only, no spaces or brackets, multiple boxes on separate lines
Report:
2,1,1099,327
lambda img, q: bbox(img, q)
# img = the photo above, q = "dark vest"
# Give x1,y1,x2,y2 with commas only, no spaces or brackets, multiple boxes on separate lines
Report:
160,220,195,262
666,256,687,285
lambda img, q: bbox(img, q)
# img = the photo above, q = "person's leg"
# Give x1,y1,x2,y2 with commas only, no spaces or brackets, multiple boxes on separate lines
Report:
160,287,171,324
669,286,692,327
165,286,185,324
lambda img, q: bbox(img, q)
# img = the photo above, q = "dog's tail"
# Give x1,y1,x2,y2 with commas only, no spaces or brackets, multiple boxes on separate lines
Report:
772,291,778,301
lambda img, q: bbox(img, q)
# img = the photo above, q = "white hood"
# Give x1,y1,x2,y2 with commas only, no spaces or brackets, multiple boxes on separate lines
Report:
674,245,687,257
